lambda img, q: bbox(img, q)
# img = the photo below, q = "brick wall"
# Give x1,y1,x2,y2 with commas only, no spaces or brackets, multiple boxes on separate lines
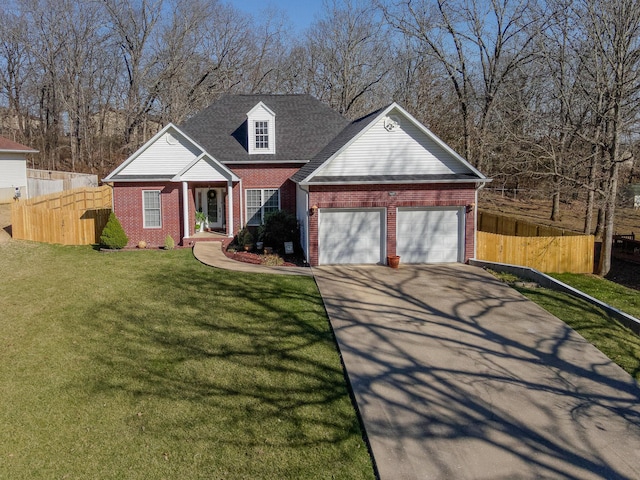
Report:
307,183,477,266
113,182,183,248
229,164,300,232
113,165,302,246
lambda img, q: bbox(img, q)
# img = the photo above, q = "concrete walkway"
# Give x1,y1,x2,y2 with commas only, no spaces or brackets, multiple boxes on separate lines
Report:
314,264,640,480
192,241,313,276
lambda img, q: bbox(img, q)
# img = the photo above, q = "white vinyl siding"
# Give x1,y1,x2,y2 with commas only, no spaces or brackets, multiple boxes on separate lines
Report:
0,155,28,188
247,102,276,155
396,207,463,263
179,157,229,181
246,188,279,225
119,131,201,176
314,108,469,178
318,209,385,264
143,190,162,228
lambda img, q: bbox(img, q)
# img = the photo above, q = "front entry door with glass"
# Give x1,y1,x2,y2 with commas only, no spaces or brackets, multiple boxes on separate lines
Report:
196,188,223,229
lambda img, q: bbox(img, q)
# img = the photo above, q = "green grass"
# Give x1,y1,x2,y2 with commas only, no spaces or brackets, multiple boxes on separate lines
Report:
549,273,640,319
491,270,640,382
0,241,374,480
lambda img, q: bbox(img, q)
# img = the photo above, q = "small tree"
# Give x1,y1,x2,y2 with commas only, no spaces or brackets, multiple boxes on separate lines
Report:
100,212,128,249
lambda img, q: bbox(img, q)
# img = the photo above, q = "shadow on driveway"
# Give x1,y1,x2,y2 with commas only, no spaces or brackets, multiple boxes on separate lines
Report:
314,264,640,480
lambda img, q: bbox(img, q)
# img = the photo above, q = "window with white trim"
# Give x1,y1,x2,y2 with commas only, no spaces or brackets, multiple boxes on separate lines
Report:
143,190,161,228
246,188,279,225
254,121,269,149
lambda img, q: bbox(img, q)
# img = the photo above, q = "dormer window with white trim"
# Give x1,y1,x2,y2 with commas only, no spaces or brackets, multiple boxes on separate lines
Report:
254,121,269,149
247,102,276,155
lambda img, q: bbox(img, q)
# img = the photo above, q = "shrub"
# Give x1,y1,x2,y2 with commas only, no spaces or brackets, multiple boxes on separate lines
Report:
261,254,284,266
100,212,128,249
235,227,254,247
164,235,175,250
262,210,298,252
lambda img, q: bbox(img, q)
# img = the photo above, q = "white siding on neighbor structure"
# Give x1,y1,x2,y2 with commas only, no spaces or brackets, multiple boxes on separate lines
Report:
318,208,385,264
315,108,469,178
396,207,463,263
0,154,28,188
0,154,28,202
119,130,202,176
179,157,230,181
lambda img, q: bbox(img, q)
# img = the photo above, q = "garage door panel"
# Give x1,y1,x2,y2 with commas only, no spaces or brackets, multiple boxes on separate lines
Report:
319,209,384,264
397,208,462,263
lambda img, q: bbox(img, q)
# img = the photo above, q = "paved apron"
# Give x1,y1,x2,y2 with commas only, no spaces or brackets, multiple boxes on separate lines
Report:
313,264,640,480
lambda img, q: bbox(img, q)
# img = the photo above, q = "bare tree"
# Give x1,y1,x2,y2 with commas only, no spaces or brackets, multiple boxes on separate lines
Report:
382,0,544,171
303,0,392,118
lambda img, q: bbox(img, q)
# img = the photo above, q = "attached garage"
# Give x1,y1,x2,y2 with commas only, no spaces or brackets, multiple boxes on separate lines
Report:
396,207,464,263
318,208,385,264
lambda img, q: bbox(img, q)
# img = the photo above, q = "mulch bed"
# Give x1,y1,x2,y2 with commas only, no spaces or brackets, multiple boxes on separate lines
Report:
221,239,306,267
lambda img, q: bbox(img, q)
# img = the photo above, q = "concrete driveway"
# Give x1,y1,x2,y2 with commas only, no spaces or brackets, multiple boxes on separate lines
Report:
313,264,640,480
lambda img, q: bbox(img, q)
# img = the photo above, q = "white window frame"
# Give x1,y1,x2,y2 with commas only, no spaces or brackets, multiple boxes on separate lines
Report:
142,190,162,228
246,188,280,226
254,120,269,150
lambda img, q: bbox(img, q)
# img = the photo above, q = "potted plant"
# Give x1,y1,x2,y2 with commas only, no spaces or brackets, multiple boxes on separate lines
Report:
195,211,207,232
387,255,400,269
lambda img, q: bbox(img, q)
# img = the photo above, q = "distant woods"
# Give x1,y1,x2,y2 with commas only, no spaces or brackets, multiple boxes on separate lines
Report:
1,0,639,272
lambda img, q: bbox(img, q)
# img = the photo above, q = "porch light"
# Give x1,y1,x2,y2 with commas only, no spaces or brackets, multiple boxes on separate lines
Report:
309,205,318,216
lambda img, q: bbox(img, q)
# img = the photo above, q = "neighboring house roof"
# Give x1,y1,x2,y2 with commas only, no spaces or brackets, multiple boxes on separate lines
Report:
180,94,350,164
0,136,38,153
293,103,490,185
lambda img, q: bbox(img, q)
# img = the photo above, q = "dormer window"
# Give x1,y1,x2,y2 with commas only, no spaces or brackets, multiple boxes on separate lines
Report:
247,102,275,155
255,121,269,150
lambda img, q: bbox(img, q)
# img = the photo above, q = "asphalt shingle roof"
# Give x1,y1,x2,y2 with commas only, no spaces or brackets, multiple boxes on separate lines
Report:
180,94,350,164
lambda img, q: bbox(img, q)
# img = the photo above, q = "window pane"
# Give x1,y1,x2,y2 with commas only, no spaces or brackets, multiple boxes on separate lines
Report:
143,190,161,228
255,121,269,149
246,188,279,225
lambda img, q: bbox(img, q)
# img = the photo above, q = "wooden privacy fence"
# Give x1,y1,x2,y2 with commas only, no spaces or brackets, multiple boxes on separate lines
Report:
476,211,594,273
478,211,580,237
11,186,112,245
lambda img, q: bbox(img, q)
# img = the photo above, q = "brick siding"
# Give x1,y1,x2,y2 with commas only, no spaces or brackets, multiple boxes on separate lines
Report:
307,183,476,266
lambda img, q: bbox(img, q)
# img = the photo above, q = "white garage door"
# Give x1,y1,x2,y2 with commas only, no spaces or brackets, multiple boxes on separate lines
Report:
397,207,463,263
319,208,385,264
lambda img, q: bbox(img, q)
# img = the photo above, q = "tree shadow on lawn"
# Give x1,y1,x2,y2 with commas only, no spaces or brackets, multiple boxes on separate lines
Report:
79,265,365,460
314,264,640,480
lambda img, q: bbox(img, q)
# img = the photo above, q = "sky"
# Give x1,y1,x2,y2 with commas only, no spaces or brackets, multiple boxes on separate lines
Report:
228,0,326,33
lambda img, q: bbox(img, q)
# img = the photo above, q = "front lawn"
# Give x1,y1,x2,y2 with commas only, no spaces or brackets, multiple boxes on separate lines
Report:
0,242,374,479
550,272,640,319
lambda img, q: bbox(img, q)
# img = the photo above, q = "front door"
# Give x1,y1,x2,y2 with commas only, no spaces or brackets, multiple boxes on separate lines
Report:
196,188,223,229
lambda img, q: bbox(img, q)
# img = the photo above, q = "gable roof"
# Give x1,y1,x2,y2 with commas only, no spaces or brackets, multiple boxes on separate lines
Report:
180,94,350,164
103,123,238,182
292,103,490,185
0,136,38,153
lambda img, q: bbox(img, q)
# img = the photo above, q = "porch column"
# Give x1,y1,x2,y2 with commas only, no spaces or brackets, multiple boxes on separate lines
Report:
182,181,189,239
227,180,234,237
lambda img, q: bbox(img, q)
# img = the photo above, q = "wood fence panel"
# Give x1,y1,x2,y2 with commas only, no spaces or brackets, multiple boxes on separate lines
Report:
478,211,572,237
10,186,112,245
477,232,594,273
